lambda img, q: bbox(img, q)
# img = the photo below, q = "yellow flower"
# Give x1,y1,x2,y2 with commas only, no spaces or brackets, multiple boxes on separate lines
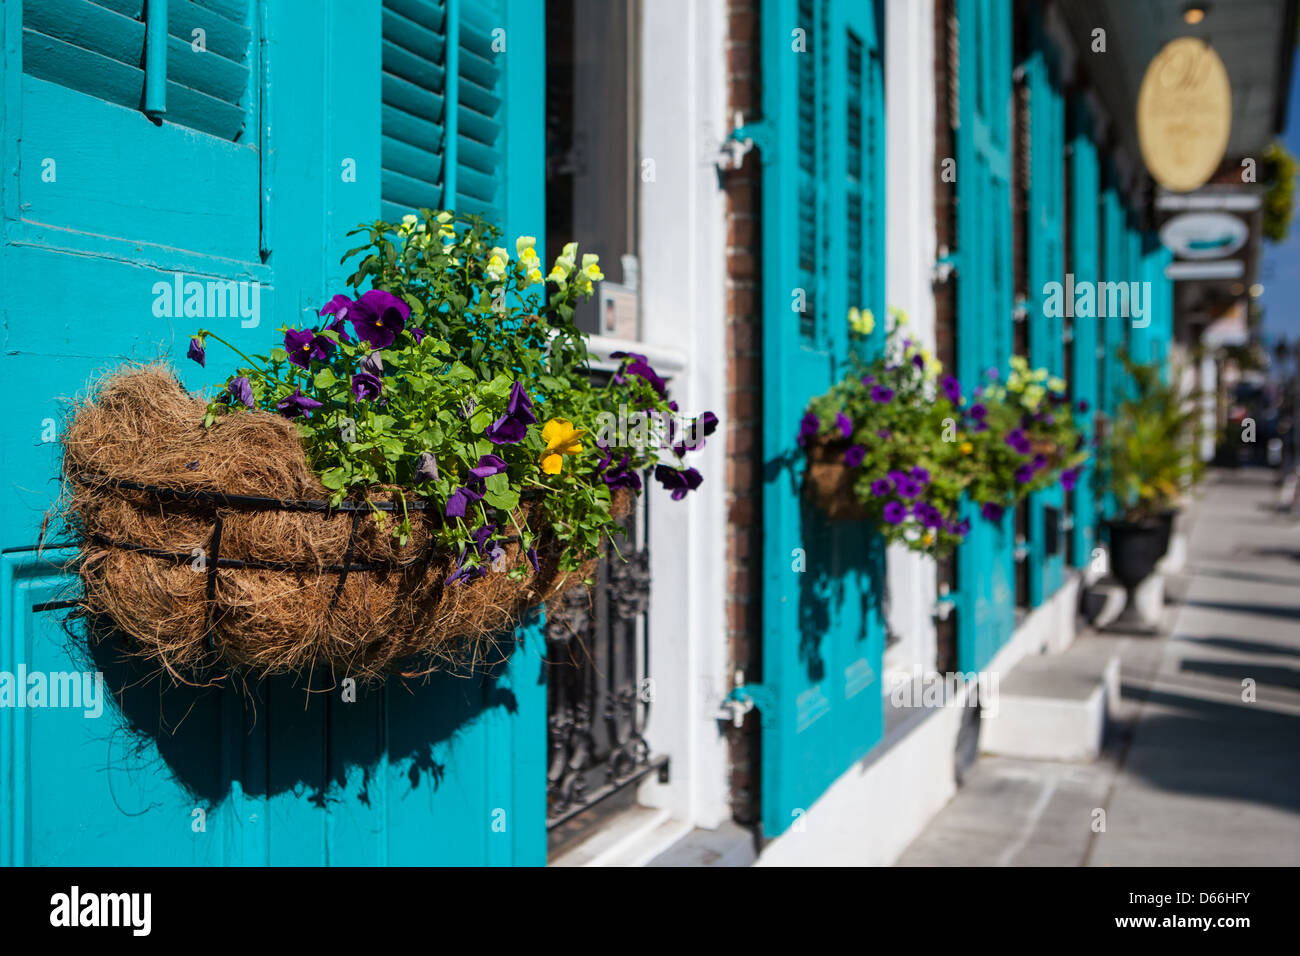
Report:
401,213,418,231
1048,376,1066,393
486,246,509,281
848,307,875,336
960,441,973,454
540,418,583,474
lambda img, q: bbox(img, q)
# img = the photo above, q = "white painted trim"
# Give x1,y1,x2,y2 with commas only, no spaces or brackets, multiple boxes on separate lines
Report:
883,0,939,681
627,0,731,834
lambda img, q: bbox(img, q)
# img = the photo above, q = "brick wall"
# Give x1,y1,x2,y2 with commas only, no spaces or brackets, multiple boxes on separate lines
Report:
723,0,763,828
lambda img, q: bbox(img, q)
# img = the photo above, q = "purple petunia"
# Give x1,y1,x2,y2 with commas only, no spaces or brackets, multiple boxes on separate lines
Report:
1060,467,1080,492
969,403,987,421
654,464,703,501
914,501,944,529
861,375,876,387
351,371,383,401
871,385,895,404
1014,464,1036,484
911,466,931,484
276,389,323,419
486,381,539,445
347,289,409,349
844,444,866,468
1005,428,1032,455
836,412,854,440
981,502,1005,522
227,376,253,408
870,478,892,497
895,477,922,500
877,428,892,440
882,501,907,524
798,411,821,446
187,337,206,367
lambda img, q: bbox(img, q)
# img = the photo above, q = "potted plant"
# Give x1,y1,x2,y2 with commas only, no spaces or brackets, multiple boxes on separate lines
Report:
798,310,1088,556
59,210,715,681
1101,351,1199,627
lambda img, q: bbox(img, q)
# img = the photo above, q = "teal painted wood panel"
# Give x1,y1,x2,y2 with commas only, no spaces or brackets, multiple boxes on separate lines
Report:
757,0,885,839
1024,12,1065,605
1067,94,1100,568
954,0,1016,673
1,0,546,867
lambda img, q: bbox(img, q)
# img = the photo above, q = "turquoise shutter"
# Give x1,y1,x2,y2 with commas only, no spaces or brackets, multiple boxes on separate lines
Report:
754,0,885,839
1068,94,1100,568
23,0,255,141
1098,169,1126,518
1023,12,1065,605
381,0,505,223
954,0,1016,672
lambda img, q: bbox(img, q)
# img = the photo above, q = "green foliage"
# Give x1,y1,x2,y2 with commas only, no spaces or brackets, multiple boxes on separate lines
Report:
1103,351,1199,520
802,320,1088,556
1262,141,1298,243
192,209,709,574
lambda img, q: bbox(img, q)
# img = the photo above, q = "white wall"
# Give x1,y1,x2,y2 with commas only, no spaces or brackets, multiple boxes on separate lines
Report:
882,0,939,682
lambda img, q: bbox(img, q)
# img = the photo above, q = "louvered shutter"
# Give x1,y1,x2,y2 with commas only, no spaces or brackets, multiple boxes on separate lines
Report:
22,0,253,141
381,0,504,222
756,0,886,840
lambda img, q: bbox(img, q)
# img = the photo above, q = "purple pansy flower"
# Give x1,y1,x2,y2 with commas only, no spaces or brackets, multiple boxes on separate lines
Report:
408,326,426,344
415,453,439,482
351,371,383,401
883,501,907,524
844,444,866,468
654,465,703,501
836,412,854,440
469,454,508,480
798,412,821,446
1014,464,1036,484
1005,428,1032,455
187,337,206,367
969,403,987,420
276,389,323,419
227,376,253,408
1060,467,1080,492
284,328,333,368
446,483,484,518
871,385,895,404
527,547,540,573
611,351,667,398
911,466,931,484
941,376,962,403
485,381,539,445
320,294,354,343
861,375,876,387
347,289,409,349
912,354,925,369
981,502,1005,521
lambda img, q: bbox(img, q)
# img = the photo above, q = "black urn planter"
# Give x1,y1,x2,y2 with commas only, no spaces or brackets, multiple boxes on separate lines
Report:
1153,507,1178,558
1106,518,1167,632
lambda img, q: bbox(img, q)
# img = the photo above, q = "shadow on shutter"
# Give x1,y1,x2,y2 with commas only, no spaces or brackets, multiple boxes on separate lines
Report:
164,0,254,141
456,0,503,222
381,0,449,222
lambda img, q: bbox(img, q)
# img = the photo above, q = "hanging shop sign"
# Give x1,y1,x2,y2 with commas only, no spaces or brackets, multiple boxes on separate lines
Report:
1159,211,1249,259
1137,37,1232,193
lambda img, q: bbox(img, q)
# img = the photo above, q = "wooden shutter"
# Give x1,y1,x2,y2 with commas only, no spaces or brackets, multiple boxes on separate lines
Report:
22,0,253,141
381,0,504,222
756,0,886,840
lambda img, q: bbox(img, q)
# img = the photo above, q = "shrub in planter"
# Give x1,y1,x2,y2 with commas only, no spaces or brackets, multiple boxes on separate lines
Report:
60,210,714,681
799,312,1087,556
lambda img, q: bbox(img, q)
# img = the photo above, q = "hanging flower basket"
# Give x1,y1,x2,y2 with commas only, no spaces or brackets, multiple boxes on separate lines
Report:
803,436,868,521
60,367,615,682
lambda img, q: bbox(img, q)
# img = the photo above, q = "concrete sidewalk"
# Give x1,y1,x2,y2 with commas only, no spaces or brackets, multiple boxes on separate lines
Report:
897,469,1300,866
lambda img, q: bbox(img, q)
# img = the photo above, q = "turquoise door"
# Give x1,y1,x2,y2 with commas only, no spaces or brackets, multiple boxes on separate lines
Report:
1,0,547,866
1067,94,1100,568
1023,11,1065,605
954,0,1016,672
755,0,886,838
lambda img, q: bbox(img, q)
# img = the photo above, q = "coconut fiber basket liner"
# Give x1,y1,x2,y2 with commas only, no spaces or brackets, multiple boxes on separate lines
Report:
59,366,602,683
803,437,868,521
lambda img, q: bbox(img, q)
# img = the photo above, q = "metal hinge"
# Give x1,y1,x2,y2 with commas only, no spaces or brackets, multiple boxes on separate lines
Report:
717,112,775,170
716,669,776,728
933,582,958,621
933,246,958,284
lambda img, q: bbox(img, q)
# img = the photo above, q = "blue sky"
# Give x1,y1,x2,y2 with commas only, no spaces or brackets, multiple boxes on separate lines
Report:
1259,54,1300,350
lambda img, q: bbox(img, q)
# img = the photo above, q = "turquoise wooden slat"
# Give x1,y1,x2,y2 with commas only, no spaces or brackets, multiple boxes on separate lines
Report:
1068,94,1100,568
1024,9,1065,606
955,0,1016,672
2,0,547,867
757,0,885,840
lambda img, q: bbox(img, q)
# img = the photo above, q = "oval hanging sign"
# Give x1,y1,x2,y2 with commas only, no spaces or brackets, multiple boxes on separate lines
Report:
1137,37,1232,193
1159,211,1249,259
